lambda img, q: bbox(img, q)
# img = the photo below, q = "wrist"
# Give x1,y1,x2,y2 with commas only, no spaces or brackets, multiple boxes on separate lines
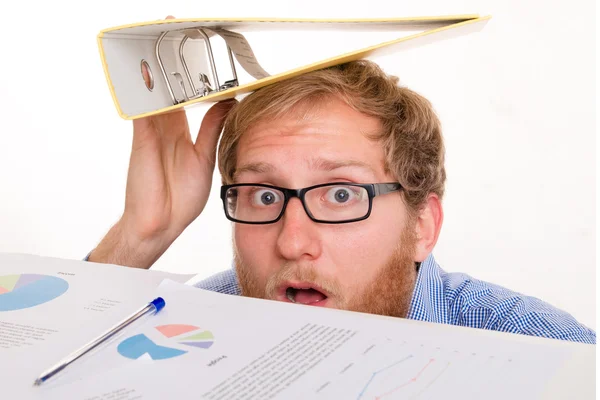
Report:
88,218,173,269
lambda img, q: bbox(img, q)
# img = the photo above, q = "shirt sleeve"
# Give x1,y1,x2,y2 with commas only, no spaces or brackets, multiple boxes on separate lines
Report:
193,269,240,296
447,276,596,345
489,295,596,344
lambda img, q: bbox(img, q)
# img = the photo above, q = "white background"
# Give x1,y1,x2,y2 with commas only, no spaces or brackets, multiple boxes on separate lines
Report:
0,0,596,330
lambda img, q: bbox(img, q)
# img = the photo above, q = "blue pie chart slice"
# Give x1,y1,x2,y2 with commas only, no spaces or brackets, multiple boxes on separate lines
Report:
0,274,69,312
117,334,188,360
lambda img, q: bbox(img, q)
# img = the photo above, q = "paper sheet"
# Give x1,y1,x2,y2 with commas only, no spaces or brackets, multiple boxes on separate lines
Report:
212,28,270,79
34,279,588,400
0,253,193,397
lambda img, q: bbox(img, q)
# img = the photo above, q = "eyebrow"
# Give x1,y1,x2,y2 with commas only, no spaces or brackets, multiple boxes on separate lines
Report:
311,158,376,174
233,158,376,181
234,162,275,181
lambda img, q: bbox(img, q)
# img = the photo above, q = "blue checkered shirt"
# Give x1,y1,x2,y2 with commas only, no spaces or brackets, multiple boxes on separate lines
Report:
194,254,596,344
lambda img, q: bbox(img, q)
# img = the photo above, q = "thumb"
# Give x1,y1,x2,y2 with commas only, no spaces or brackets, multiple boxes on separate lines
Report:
194,99,237,165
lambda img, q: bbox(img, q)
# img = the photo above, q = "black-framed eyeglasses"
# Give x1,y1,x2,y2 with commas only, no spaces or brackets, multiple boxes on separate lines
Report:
220,182,403,224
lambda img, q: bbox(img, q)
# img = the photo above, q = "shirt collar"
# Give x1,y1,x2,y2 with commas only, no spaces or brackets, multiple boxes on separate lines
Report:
406,253,448,323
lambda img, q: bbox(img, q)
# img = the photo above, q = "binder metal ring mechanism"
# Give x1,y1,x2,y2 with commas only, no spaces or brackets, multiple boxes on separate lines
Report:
96,15,491,120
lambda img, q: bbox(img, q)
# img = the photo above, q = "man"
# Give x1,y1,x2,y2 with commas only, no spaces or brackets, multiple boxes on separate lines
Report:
87,60,595,344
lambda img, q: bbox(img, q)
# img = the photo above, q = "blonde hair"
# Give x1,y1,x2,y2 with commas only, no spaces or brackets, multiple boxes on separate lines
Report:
218,60,445,214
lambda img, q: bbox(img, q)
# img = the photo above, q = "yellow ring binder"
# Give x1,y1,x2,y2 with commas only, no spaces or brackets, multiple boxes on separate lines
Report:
96,15,491,120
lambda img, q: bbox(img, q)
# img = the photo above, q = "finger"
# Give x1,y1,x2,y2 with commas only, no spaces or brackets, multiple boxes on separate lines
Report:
194,99,238,164
131,116,156,151
132,109,188,149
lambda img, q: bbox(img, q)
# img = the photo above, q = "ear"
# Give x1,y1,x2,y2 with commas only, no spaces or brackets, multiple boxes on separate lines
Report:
413,193,443,262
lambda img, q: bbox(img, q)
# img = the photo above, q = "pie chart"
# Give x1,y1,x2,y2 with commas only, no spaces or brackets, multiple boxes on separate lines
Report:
117,334,188,360
0,274,69,312
117,324,215,360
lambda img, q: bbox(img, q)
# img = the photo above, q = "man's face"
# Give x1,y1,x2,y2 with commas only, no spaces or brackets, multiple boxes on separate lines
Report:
231,98,419,318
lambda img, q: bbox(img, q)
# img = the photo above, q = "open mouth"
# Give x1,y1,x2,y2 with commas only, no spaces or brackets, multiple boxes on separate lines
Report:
282,284,329,306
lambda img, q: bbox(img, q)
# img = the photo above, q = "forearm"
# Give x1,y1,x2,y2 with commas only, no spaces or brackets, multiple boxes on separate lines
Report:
86,220,171,269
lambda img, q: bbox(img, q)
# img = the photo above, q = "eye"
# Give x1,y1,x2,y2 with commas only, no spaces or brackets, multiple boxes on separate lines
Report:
251,189,282,206
226,188,238,199
325,186,361,204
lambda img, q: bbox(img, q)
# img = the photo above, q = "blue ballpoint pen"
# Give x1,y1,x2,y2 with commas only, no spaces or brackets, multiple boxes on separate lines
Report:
33,296,166,386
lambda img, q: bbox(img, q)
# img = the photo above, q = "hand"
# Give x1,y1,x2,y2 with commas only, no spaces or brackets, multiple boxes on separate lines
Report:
90,101,237,269
89,17,237,268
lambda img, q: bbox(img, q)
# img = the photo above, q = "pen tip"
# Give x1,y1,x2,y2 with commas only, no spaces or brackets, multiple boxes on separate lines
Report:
33,379,42,386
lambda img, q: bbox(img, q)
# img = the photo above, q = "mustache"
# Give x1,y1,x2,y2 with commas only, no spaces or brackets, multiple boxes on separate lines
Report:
264,263,343,299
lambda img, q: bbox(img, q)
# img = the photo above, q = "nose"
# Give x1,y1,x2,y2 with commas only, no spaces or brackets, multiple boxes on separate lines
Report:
275,198,322,261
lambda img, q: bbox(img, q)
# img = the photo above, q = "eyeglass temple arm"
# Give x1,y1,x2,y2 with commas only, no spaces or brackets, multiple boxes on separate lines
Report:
373,183,402,196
